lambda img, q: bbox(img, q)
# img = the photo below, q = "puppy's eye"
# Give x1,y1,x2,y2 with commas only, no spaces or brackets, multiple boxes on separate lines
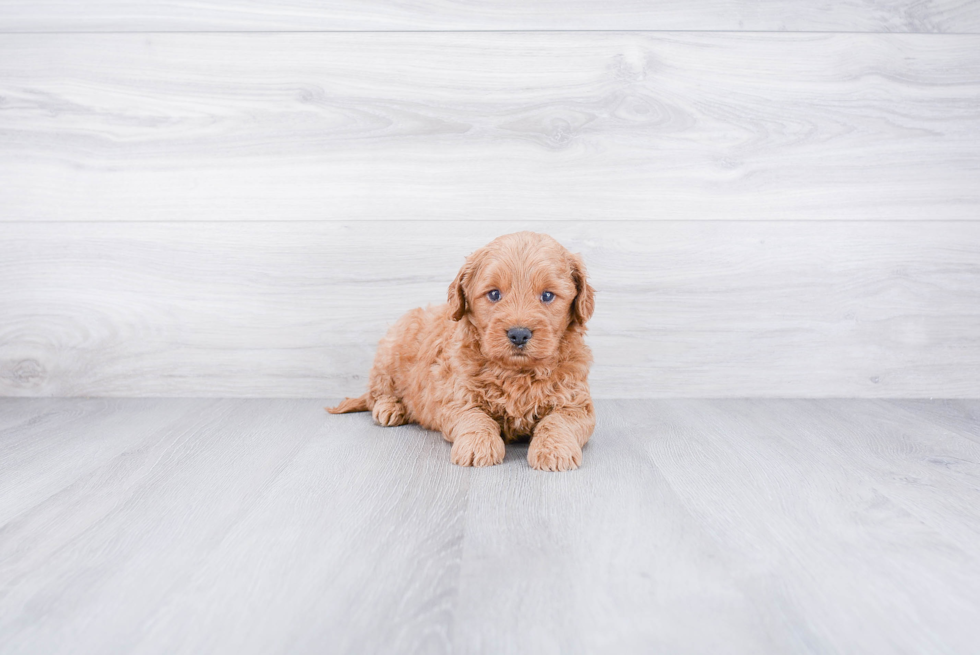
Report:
487,289,501,302
541,291,555,303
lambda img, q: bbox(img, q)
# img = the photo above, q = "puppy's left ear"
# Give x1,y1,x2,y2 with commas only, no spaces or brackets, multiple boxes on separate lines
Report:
570,253,595,326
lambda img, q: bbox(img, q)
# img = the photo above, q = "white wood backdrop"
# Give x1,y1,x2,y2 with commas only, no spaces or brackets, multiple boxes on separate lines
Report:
1,1,979,32
0,4,978,398
2,33,980,223
2,221,978,398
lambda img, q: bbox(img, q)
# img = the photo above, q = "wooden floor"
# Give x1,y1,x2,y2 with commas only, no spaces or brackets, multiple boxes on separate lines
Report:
2,398,979,653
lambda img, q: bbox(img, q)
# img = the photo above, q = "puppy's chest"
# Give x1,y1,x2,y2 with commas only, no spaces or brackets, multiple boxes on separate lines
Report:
478,375,555,440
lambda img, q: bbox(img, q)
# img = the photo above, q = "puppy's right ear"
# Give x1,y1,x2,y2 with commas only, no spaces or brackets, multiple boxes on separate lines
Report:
448,259,470,321
449,247,488,321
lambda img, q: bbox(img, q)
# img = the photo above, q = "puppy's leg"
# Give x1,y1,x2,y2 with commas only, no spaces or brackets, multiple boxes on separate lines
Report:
368,370,407,427
373,396,407,427
444,408,505,467
528,403,595,472
366,309,427,428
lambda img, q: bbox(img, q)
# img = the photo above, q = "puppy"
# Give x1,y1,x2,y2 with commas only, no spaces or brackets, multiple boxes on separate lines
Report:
327,231,595,471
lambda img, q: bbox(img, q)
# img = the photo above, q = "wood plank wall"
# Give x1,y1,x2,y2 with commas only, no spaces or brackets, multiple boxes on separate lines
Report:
1,3,978,398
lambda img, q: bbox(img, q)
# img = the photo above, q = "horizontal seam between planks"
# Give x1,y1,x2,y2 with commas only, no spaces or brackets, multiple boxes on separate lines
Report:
2,219,980,225
1,30,979,36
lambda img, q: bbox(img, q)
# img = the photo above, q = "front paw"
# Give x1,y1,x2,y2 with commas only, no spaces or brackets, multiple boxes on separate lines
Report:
528,436,582,472
450,431,505,467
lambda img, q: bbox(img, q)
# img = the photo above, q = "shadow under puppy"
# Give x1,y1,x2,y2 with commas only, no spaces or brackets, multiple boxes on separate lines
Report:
328,231,595,471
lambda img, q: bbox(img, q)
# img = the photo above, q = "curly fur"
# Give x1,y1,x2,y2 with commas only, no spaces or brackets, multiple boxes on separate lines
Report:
327,231,596,471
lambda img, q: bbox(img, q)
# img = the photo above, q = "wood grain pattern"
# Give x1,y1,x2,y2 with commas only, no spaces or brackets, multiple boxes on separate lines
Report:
884,399,980,445
2,398,979,653
1,0,979,33
2,33,979,223
628,398,980,654
451,401,782,653
1,220,978,398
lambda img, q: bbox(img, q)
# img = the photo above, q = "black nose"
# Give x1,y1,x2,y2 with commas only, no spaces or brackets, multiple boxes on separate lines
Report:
507,327,533,347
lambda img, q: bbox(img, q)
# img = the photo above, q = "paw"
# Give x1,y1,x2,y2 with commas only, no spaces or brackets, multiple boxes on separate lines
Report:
372,397,407,427
528,437,582,472
450,431,505,467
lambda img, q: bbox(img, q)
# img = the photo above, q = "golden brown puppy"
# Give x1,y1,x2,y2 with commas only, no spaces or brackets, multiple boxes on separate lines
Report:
327,231,595,471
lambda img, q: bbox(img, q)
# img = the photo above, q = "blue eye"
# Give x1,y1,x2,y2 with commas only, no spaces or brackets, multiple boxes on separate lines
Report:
487,289,501,302
541,291,555,303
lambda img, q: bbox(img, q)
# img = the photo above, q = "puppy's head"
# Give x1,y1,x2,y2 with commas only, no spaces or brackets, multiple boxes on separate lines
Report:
448,232,594,367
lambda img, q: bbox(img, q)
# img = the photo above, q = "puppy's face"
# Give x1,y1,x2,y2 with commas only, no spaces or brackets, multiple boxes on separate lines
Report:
448,232,594,368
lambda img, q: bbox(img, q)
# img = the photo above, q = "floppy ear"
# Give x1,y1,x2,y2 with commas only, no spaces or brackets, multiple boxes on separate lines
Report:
448,257,473,321
569,253,595,326
449,247,491,321
449,247,490,321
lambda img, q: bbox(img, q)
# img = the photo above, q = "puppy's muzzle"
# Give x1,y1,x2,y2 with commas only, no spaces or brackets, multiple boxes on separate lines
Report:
507,327,533,348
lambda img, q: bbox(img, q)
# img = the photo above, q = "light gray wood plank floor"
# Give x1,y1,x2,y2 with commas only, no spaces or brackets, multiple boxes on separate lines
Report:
1,398,979,654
